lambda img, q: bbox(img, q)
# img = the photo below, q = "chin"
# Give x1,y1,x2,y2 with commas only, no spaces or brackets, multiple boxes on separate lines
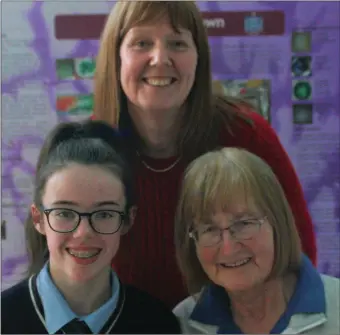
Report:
139,101,179,113
218,275,266,295
213,273,251,292
220,280,255,293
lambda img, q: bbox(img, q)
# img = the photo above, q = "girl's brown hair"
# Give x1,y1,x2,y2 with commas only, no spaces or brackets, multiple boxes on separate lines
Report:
25,120,135,276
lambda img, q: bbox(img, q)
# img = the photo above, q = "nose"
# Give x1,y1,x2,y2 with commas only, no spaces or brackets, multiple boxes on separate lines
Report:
72,216,93,237
219,230,239,255
149,43,172,66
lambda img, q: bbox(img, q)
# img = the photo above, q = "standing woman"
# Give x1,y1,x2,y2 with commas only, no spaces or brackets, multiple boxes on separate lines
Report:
93,1,317,308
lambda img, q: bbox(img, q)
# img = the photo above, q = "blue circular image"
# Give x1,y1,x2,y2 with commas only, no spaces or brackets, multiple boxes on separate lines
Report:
292,57,311,77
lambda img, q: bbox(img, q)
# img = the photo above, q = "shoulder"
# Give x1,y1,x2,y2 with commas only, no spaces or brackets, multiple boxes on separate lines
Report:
2,278,30,305
321,273,340,286
218,103,278,148
1,279,35,333
321,274,340,308
218,103,296,174
173,295,197,319
320,275,340,332
121,285,181,333
173,295,213,334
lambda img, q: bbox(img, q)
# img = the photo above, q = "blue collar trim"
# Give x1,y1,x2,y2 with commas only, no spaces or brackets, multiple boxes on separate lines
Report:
36,262,120,334
191,255,326,333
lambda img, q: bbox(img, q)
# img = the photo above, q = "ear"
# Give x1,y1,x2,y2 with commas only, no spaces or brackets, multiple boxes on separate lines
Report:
31,204,46,235
120,206,137,235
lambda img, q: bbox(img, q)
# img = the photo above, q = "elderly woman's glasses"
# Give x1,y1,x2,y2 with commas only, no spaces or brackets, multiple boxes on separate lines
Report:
43,208,125,235
189,217,267,247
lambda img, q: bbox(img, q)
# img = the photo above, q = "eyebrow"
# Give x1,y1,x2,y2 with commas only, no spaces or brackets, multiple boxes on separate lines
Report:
129,27,188,37
232,212,259,219
198,212,258,225
50,200,120,207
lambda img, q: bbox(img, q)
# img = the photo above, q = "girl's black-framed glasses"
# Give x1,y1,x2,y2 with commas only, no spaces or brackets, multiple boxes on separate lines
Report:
43,208,125,235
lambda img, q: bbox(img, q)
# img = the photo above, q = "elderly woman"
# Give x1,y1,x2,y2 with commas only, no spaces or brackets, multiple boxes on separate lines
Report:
92,1,317,307
173,148,339,334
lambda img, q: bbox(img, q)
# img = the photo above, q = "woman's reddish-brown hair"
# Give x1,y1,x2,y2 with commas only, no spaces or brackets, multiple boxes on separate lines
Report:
94,1,252,160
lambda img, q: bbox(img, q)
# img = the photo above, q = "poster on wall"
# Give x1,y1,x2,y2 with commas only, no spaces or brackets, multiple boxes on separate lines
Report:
1,1,339,290
213,79,271,121
1,1,110,290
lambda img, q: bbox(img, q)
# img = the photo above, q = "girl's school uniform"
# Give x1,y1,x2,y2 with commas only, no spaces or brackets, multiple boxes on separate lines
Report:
36,263,121,334
1,264,180,334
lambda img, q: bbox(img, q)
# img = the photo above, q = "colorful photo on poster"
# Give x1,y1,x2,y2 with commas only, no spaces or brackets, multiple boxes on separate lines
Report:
244,13,264,35
292,80,312,101
291,31,312,53
291,56,312,77
56,58,96,80
293,104,313,124
213,79,271,122
56,94,94,117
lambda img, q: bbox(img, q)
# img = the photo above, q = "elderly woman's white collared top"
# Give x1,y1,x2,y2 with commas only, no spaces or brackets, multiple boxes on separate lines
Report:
173,256,339,334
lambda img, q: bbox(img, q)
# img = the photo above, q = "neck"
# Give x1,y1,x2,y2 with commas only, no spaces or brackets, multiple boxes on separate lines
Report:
229,275,296,330
49,264,112,316
128,103,183,158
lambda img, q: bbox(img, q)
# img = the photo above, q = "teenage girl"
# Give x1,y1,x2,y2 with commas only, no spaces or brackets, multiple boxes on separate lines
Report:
1,120,180,334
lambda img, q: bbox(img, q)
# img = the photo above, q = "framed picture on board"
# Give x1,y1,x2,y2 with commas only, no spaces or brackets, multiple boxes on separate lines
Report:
213,79,271,122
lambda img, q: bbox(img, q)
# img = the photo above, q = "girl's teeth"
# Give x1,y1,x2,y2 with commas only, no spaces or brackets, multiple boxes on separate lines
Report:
67,249,100,259
145,78,172,86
